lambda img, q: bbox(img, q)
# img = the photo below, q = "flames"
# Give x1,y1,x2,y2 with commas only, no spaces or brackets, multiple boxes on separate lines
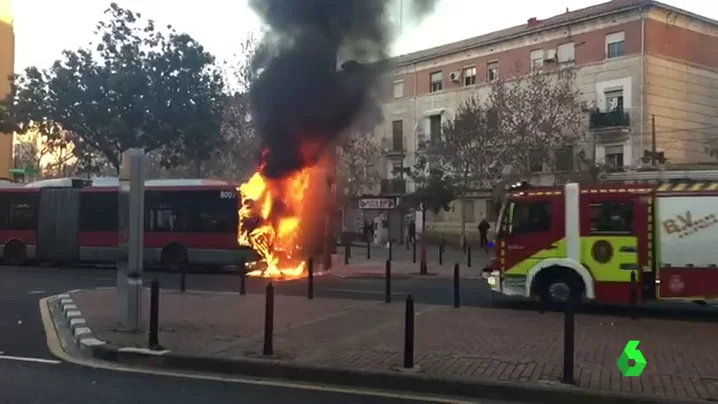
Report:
237,165,311,279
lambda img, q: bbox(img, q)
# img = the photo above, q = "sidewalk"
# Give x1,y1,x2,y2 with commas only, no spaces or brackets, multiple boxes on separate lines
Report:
56,287,718,403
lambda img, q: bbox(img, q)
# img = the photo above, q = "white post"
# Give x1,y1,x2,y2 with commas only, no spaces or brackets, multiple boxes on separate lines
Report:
117,149,145,331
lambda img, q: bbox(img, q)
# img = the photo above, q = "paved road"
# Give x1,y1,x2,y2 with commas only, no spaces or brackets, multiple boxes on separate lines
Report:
0,361,524,403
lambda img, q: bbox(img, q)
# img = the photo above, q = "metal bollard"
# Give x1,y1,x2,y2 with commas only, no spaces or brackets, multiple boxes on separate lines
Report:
385,259,392,304
239,257,246,296
367,238,371,260
462,236,467,254
439,242,443,266
148,278,160,349
344,243,349,265
179,267,187,293
630,271,637,320
412,241,416,263
403,294,415,369
562,297,575,384
263,282,274,356
307,257,314,300
389,239,393,261
467,246,472,268
453,263,460,308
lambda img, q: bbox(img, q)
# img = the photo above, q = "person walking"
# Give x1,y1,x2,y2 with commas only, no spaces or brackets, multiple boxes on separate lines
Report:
478,217,490,254
407,220,416,244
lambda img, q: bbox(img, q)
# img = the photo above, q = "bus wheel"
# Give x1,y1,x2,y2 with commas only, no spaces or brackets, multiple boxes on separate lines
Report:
535,267,584,306
3,241,27,266
161,244,188,272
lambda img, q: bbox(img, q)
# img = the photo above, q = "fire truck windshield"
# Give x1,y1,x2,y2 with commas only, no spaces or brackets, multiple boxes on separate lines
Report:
496,198,509,236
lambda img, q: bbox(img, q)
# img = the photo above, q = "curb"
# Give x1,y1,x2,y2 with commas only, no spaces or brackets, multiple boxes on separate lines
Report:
50,290,708,404
56,293,108,352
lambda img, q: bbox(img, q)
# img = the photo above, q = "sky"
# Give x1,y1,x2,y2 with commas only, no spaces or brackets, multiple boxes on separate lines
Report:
11,0,718,73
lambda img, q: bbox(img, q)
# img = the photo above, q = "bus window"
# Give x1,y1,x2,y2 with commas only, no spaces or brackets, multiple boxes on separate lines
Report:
145,191,185,233
7,193,38,230
79,192,119,232
185,191,237,234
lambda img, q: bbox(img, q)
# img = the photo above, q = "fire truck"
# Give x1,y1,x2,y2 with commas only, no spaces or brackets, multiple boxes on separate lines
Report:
483,171,718,306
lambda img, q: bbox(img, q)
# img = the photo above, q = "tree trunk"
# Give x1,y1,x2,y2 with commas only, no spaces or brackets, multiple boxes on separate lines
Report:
420,204,427,273
460,199,466,249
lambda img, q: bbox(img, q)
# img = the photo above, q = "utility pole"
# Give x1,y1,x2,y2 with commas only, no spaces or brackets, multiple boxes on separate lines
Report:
651,114,656,166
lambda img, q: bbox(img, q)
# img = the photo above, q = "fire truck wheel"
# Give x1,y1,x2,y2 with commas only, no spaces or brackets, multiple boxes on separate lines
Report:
161,244,188,272
534,267,584,305
2,240,27,266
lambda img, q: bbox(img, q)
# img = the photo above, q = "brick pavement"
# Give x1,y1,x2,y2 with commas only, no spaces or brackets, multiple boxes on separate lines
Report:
71,288,718,402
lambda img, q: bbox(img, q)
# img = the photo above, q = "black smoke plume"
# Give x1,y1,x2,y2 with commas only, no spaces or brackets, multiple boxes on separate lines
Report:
248,0,438,179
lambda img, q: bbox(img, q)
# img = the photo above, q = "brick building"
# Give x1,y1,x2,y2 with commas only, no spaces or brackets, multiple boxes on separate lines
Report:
360,0,718,242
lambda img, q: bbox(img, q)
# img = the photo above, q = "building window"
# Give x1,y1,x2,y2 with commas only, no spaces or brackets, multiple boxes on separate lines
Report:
555,146,574,172
487,62,499,82
557,42,575,63
463,200,476,222
430,71,443,92
605,145,624,168
393,80,404,99
529,149,543,172
606,32,625,59
391,120,403,151
429,114,442,141
530,49,543,71
462,66,476,86
589,201,633,234
605,89,624,111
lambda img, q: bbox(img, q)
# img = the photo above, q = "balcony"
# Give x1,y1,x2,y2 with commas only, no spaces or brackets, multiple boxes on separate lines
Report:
382,137,406,158
589,109,631,131
381,179,406,195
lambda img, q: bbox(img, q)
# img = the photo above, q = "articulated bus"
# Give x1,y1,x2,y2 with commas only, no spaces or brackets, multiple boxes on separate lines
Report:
0,177,255,270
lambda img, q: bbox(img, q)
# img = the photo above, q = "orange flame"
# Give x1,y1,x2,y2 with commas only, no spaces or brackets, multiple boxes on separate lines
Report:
237,167,311,279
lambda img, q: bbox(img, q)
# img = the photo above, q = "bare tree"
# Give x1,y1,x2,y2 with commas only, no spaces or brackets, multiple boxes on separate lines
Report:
13,127,76,179
489,63,585,178
426,97,501,241
336,131,382,204
431,63,586,223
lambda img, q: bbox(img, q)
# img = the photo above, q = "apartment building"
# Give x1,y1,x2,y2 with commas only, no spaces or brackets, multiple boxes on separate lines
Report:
0,0,13,180
366,0,718,241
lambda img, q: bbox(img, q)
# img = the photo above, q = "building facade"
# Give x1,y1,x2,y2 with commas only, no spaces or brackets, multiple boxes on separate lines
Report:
0,0,13,180
368,0,718,241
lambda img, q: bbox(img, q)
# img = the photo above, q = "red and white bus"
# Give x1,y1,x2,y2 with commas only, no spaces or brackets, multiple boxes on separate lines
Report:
0,177,255,270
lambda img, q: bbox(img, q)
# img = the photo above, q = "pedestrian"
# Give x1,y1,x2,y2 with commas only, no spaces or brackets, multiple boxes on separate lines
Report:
408,220,416,244
478,216,490,253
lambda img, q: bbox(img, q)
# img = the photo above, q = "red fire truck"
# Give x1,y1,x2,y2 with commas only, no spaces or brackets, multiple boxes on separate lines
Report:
483,172,718,305
0,177,254,270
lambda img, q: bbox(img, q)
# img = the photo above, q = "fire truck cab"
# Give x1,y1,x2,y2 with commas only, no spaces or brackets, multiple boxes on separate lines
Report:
484,172,718,306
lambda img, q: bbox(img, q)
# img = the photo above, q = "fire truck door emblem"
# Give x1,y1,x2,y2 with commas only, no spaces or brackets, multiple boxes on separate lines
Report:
591,240,613,264
668,274,685,293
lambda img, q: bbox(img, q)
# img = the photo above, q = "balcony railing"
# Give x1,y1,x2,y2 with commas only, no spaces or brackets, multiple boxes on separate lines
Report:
589,109,631,131
380,179,406,194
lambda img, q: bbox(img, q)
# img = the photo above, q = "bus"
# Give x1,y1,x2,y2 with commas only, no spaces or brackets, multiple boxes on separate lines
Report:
0,177,256,270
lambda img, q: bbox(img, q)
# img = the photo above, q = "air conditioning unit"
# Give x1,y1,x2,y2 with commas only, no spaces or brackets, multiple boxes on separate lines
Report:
544,49,557,62
449,71,461,82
